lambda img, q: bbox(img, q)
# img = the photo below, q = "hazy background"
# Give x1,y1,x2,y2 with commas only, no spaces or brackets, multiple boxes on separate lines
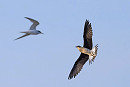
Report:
0,0,130,87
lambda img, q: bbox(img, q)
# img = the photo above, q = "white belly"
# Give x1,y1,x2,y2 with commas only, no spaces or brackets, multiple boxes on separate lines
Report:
27,30,39,35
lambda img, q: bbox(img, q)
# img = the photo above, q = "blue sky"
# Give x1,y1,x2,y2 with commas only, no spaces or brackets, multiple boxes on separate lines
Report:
0,0,130,87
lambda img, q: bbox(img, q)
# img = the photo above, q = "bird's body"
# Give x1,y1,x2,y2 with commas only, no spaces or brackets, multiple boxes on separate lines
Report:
76,44,98,65
76,46,91,55
76,44,98,57
20,30,42,35
68,19,98,79
15,17,43,40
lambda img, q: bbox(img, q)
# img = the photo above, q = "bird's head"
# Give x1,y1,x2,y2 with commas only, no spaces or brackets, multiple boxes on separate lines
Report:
38,30,44,34
76,45,82,49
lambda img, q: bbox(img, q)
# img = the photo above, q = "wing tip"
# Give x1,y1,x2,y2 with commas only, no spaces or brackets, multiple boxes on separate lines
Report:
68,74,77,80
24,17,39,24
68,72,73,80
14,39,17,40
24,17,31,20
24,17,32,20
85,19,90,27
68,76,72,80
24,17,28,19
68,67,82,80
85,19,89,23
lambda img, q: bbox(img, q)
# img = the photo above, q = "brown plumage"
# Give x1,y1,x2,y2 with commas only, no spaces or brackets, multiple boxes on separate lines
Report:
68,19,93,79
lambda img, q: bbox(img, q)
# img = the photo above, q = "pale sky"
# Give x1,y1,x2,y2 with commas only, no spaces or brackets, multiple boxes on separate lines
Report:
0,0,130,87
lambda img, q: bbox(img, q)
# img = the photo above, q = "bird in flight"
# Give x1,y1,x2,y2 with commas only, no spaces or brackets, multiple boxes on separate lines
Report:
68,19,98,79
15,17,43,40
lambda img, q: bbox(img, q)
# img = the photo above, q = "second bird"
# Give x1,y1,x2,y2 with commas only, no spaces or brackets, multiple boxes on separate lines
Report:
15,17,43,40
68,19,98,79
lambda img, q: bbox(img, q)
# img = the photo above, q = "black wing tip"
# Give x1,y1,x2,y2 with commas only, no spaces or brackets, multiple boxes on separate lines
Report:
86,19,89,21
85,19,90,26
68,69,81,80
68,73,73,80
85,19,89,22
85,19,92,29
24,17,31,20
24,17,32,20
14,38,20,40
14,38,21,40
68,76,72,80
24,17,28,19
68,74,77,80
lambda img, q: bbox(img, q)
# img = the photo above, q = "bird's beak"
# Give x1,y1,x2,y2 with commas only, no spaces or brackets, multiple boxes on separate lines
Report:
75,46,78,48
41,33,44,34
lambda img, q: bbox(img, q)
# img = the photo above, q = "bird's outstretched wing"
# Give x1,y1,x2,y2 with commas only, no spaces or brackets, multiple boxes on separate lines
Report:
15,34,30,40
68,19,93,79
83,19,93,50
68,53,89,79
25,17,39,30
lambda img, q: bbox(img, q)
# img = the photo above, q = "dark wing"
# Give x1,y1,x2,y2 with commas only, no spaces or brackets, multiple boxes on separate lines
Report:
68,53,89,79
25,17,39,30
15,34,30,40
83,19,93,49
68,20,93,79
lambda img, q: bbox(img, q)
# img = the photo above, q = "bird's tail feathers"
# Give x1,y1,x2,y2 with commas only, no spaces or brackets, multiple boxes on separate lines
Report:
89,44,98,65
20,31,28,33
89,56,93,65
